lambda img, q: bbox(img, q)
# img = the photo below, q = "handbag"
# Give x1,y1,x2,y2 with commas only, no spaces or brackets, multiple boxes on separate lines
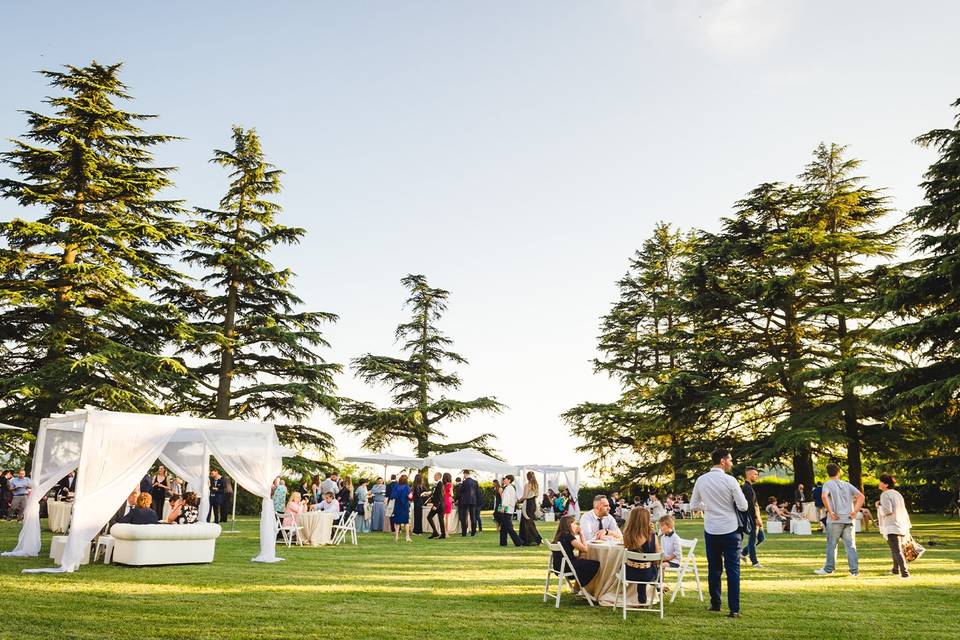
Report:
902,536,925,563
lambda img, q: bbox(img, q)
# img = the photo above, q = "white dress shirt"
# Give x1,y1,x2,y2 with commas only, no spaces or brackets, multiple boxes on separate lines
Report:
500,484,518,513
689,467,748,535
318,499,340,515
579,510,621,541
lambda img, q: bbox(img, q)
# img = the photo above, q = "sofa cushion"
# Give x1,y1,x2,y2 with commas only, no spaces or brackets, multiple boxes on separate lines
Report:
110,523,222,541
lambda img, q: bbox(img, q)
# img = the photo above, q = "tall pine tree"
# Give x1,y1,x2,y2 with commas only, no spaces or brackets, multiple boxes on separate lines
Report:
799,143,900,489
0,61,190,448
337,274,503,457
161,126,340,460
876,99,960,483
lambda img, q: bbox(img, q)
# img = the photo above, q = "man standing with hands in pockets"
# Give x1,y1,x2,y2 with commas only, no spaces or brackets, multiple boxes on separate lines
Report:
690,449,748,618
815,463,864,576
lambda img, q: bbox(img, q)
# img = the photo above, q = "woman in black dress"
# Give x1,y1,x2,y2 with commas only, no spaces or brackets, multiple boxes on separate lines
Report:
150,465,170,518
622,507,661,604
519,471,543,545
552,515,600,590
412,473,425,535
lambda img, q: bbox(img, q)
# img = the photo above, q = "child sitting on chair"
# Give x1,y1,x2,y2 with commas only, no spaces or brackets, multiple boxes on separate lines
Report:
658,514,681,569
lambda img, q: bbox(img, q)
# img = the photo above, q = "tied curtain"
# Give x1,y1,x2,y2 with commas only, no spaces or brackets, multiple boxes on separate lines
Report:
160,440,211,522
202,429,282,563
24,414,179,573
564,470,580,516
1,426,83,557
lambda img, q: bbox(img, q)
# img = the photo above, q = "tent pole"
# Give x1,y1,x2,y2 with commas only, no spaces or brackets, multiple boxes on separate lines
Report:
223,485,239,534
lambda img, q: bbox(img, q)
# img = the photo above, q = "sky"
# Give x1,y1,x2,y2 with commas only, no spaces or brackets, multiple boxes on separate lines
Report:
1,1,958,480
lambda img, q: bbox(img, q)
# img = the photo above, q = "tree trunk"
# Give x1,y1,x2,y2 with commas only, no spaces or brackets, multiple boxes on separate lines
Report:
792,447,815,490
216,276,238,419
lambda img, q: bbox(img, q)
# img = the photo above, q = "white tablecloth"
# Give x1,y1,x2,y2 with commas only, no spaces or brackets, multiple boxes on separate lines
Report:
47,501,72,533
584,540,647,608
419,506,458,535
297,511,336,545
791,519,812,535
801,502,819,522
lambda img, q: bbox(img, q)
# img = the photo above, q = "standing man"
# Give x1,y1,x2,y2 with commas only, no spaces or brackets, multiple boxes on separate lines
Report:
815,463,864,576
498,475,523,547
320,472,339,497
689,449,748,618
9,469,32,522
385,474,397,533
208,469,224,523
811,482,826,531
222,474,234,525
427,472,446,539
740,466,764,568
458,470,479,536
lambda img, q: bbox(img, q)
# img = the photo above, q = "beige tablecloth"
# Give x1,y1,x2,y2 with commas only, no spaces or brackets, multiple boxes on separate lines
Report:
584,541,645,607
419,506,458,535
47,501,72,533
801,502,819,522
297,511,336,545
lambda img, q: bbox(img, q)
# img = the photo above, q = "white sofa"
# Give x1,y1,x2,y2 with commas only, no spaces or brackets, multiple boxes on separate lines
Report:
109,523,221,566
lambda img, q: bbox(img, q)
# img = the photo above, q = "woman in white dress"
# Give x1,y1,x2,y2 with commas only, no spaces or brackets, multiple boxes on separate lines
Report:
876,474,912,578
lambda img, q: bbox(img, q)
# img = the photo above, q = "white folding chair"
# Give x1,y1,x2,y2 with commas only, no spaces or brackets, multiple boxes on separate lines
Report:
543,543,596,608
665,536,703,603
616,551,664,619
276,512,303,547
332,512,358,546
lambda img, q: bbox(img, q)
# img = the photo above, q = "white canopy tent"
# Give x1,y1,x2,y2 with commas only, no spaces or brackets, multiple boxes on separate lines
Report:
518,464,581,516
423,448,518,475
2,409,286,573
343,453,426,478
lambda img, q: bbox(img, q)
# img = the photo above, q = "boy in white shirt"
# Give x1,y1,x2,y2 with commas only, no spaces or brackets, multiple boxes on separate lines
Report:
658,514,681,568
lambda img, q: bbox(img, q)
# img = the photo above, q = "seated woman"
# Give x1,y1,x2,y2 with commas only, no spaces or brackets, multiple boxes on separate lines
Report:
166,491,200,524
552,515,600,593
765,496,789,530
283,491,307,527
622,507,661,604
119,492,160,525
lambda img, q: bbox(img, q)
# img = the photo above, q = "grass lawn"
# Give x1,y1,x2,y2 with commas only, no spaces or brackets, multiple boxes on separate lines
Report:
0,514,957,639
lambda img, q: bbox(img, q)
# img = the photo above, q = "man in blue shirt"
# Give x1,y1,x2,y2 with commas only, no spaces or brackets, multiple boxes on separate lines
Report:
9,469,32,521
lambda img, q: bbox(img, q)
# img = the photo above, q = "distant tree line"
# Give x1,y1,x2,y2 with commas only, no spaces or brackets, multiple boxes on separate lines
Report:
565,101,960,492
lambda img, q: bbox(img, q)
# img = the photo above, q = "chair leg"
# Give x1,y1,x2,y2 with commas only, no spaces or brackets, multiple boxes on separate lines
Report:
556,572,563,608
670,567,684,604
543,568,552,603
692,561,703,601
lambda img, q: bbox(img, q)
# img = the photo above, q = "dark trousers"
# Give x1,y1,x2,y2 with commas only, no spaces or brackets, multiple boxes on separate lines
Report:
459,503,477,535
742,525,764,565
427,506,446,537
208,499,223,523
499,512,522,546
704,530,742,613
473,502,483,531
886,534,908,575
413,502,424,534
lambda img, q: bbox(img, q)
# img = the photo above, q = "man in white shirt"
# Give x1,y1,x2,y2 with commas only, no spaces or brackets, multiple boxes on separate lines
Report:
498,475,523,547
579,495,622,542
689,448,748,618
320,473,339,497
317,492,340,515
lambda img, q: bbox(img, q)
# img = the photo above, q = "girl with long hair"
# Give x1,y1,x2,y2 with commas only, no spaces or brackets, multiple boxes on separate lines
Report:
551,515,600,590
621,506,661,604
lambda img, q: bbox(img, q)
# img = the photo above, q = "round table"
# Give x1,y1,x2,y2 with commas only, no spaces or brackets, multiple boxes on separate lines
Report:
584,540,646,607
418,505,458,535
46,500,73,534
297,511,336,545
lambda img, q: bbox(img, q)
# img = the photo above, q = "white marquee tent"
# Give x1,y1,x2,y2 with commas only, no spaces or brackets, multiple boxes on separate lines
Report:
343,452,426,477
518,464,581,516
2,409,288,573
423,448,518,475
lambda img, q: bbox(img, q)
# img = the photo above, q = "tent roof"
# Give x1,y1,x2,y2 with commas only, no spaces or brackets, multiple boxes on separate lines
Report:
344,453,425,468
424,448,517,475
520,464,579,473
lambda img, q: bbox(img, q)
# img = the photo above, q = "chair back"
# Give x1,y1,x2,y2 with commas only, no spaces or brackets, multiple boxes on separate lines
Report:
624,550,662,564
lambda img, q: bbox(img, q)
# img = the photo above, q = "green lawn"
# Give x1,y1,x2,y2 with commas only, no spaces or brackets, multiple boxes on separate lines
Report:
0,514,957,639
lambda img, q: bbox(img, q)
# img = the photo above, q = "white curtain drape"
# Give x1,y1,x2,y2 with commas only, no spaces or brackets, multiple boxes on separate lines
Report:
565,470,581,516
2,426,83,557
159,440,211,521
202,429,281,563
23,414,179,573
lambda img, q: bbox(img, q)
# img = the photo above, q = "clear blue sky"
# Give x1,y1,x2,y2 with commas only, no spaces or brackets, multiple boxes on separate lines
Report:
2,1,958,478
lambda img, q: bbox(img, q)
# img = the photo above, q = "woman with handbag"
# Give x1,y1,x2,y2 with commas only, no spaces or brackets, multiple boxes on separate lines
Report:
876,474,912,578
518,471,543,546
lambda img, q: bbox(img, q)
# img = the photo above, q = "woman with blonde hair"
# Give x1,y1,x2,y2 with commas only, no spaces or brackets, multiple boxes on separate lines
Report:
622,506,660,604
283,491,307,528
519,471,542,545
